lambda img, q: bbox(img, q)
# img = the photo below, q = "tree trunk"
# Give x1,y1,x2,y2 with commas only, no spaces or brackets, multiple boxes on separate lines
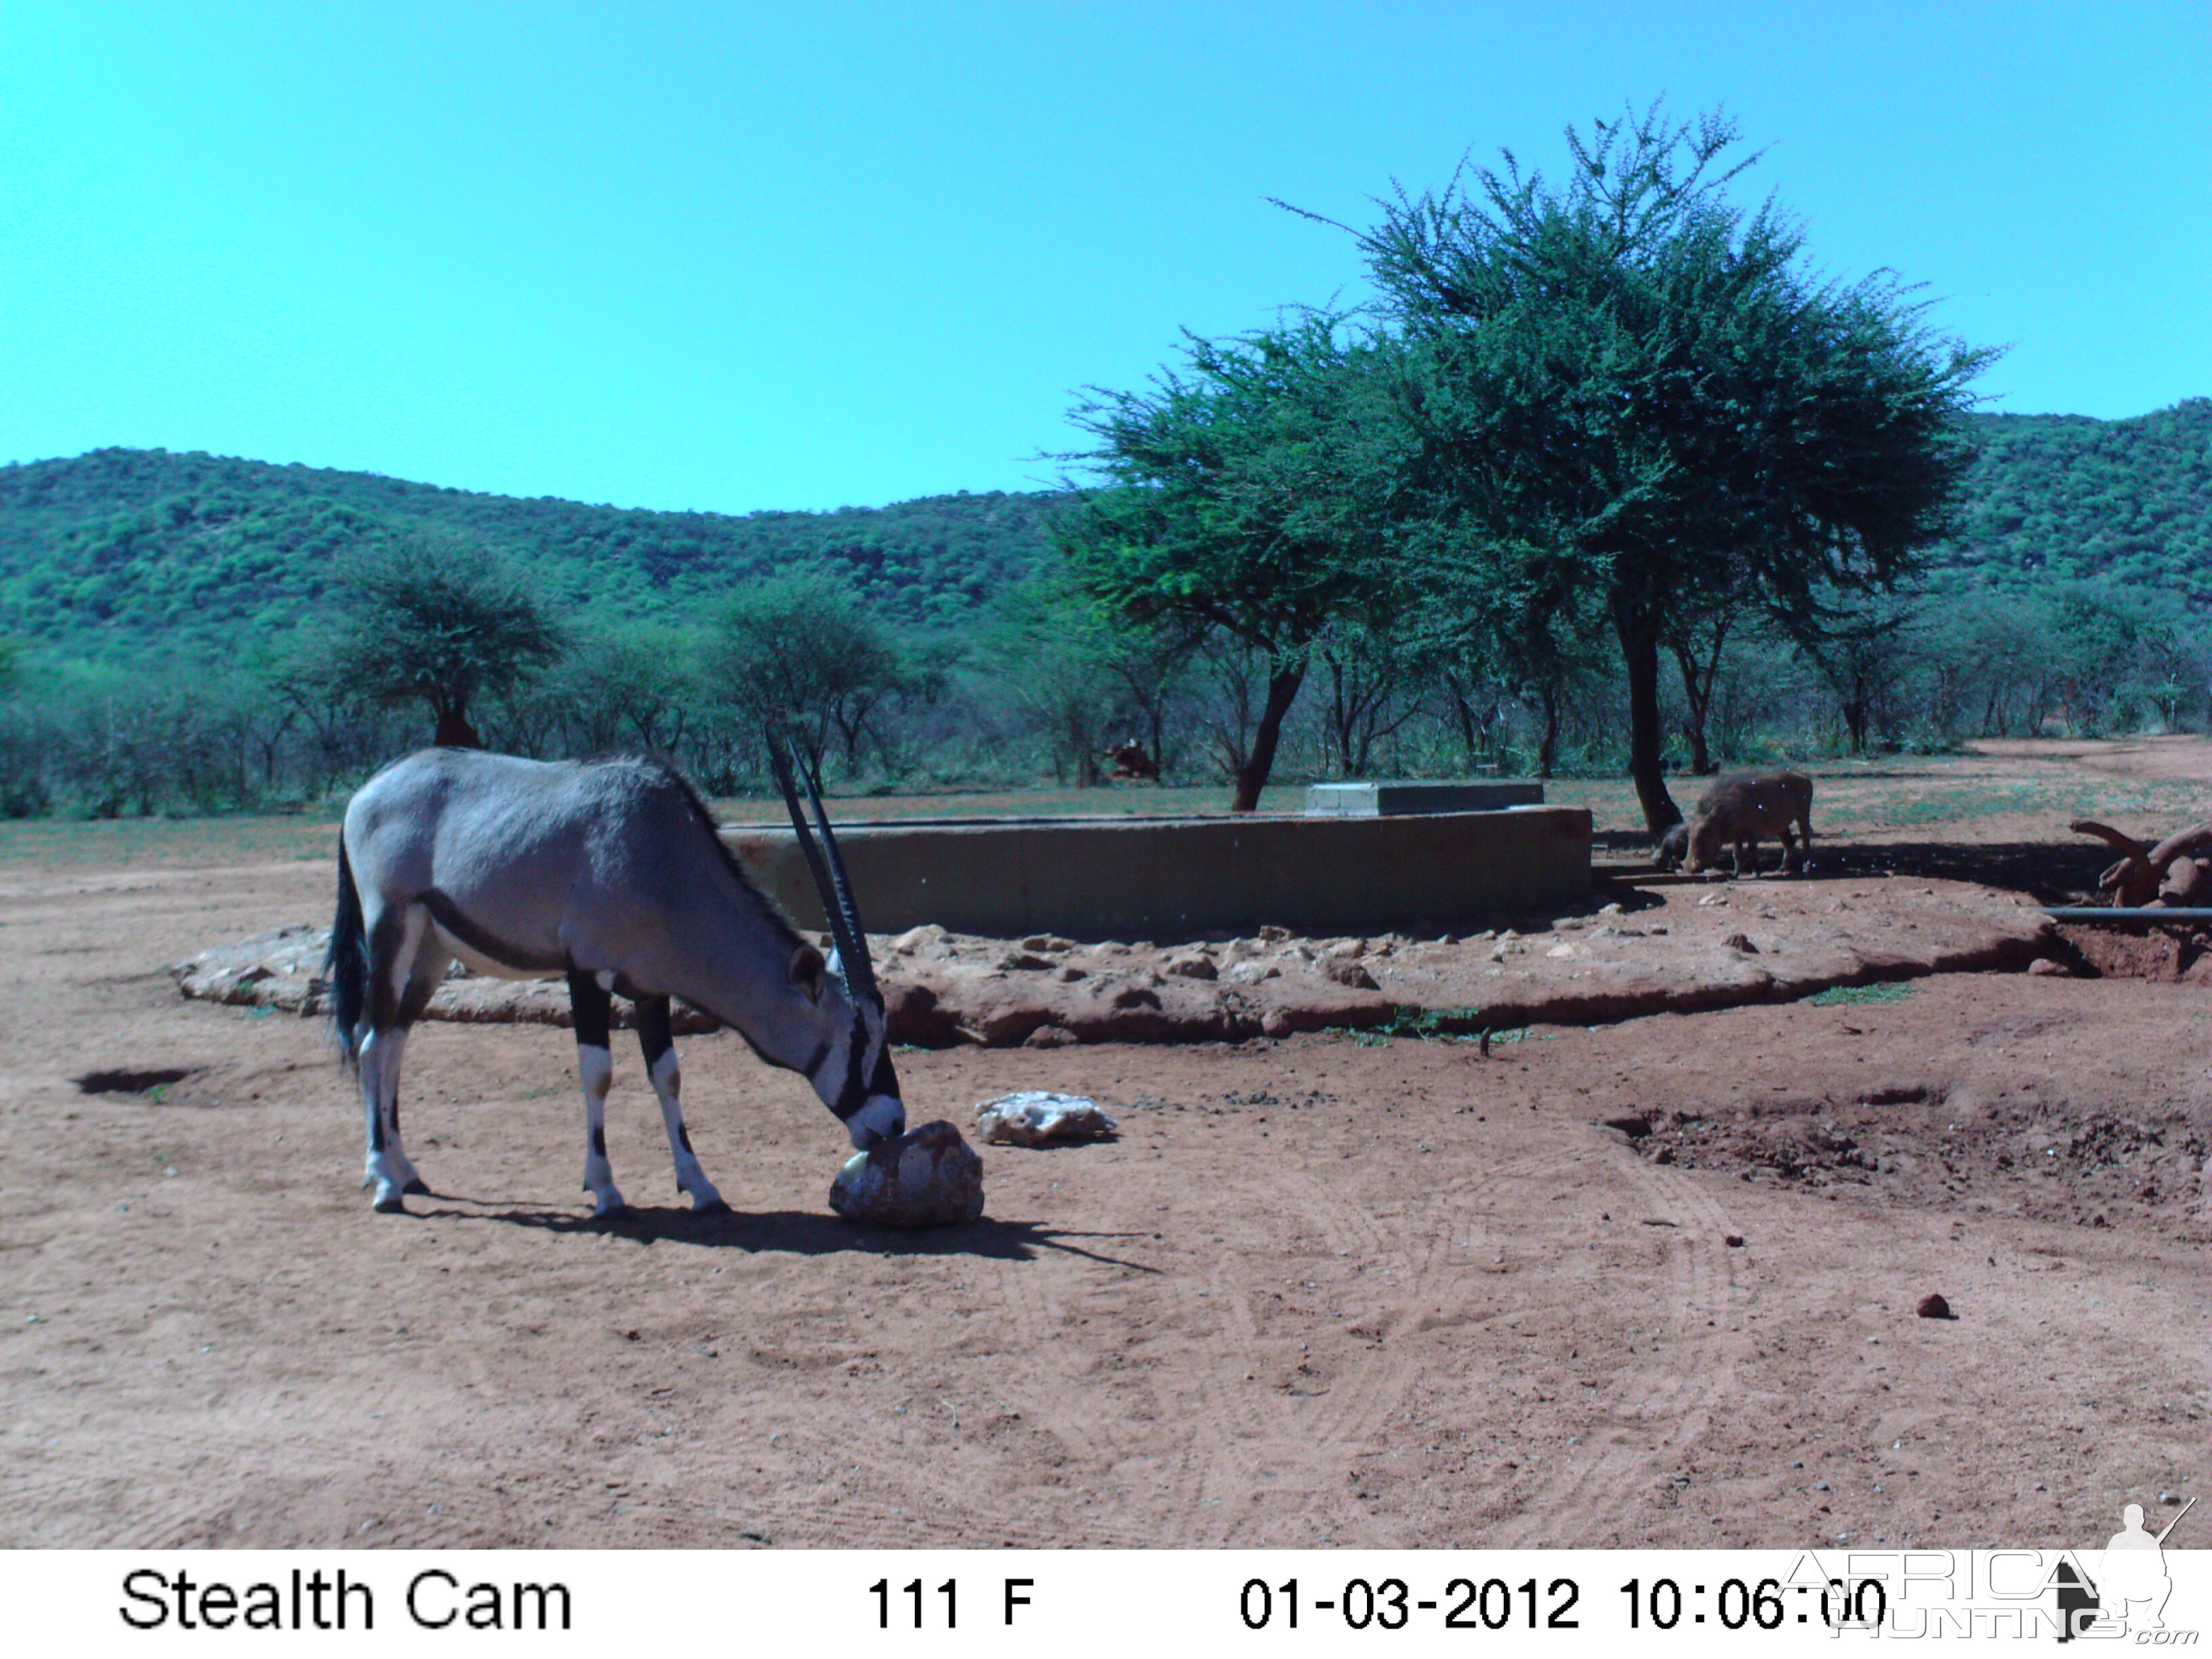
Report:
433,703,483,748
1537,678,1561,779
1841,674,1870,754
1617,612,1681,834
1671,640,1715,774
1229,665,1305,813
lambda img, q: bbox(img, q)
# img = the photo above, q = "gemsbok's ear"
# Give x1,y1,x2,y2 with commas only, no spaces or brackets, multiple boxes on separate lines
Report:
788,943,827,1002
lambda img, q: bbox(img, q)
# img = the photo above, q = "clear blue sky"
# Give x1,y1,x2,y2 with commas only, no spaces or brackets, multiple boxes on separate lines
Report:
3,1,2206,516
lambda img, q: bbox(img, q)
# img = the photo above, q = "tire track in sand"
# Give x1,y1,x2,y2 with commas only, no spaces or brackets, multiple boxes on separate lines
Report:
1160,1160,1458,1546
1492,1137,1752,1545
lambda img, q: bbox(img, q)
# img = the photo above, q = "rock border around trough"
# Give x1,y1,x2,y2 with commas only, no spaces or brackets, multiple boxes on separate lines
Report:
171,879,2057,1047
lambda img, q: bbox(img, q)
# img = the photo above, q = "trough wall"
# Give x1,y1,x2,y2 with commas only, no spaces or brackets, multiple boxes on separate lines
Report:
1305,780,1545,815
724,806,1591,939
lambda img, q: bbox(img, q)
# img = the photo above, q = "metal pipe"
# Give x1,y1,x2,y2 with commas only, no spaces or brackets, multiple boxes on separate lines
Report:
2043,907,2212,925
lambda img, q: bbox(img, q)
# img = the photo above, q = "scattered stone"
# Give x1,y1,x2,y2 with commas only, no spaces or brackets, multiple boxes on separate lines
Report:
2028,958,2070,977
1722,933,1758,954
1258,924,1292,943
1052,964,1088,983
1319,957,1380,990
975,1091,1118,1146
829,1122,985,1228
1915,1293,1954,1320
1022,1024,1078,1048
1725,1234,1746,1248
1546,943,1578,960
1225,961,1282,984
1322,939,1368,961
1164,953,1218,980
891,924,949,954
1697,893,1730,907
996,951,1057,972
1599,902,1623,917
1021,934,1078,954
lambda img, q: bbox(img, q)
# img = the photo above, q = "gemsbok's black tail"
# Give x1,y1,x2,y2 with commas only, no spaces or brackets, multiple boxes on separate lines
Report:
326,836,368,1067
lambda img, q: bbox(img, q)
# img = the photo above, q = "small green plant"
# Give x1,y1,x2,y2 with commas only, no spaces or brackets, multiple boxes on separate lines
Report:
1809,981,1917,1006
1352,1008,1515,1045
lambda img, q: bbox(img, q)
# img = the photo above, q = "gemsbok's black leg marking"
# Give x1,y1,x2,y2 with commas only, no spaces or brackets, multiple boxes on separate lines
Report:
357,904,435,1212
566,966,627,1217
637,994,724,1212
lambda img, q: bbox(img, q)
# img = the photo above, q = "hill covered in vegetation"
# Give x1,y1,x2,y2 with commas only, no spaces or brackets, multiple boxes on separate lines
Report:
1932,398,2212,600
0,447,1067,662
2,398,2208,664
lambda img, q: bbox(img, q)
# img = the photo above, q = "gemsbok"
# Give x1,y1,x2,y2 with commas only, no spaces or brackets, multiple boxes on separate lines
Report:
325,741,903,1215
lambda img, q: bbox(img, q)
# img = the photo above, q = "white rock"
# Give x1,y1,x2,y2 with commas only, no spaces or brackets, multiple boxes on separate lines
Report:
974,1091,1119,1147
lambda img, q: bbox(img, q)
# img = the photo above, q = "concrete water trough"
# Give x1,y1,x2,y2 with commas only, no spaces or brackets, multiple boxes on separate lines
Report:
725,801,1591,940
1304,779,1545,815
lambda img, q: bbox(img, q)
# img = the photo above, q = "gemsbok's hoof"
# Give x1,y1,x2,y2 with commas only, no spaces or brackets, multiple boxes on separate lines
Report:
592,1203,634,1223
373,1195,408,1214
692,1197,731,1216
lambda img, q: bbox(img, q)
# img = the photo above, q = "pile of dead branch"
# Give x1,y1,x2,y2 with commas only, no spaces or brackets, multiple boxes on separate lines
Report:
2070,818,2212,907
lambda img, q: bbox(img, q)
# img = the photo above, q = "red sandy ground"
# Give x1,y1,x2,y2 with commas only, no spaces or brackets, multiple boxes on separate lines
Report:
1,741,2205,1549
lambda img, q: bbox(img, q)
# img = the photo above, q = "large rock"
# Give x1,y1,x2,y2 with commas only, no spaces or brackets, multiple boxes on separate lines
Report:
828,1121,985,1228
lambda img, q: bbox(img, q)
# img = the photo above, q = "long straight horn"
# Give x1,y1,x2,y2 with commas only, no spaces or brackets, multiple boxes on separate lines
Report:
765,729,877,1004
790,737,881,1006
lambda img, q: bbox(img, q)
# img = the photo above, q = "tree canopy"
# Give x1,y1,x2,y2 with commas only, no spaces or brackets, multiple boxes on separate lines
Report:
1347,103,1996,829
1057,315,1413,809
699,565,924,776
327,536,566,747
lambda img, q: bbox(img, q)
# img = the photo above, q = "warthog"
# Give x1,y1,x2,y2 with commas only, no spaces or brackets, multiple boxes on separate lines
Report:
1104,739,1160,782
1670,770,1814,876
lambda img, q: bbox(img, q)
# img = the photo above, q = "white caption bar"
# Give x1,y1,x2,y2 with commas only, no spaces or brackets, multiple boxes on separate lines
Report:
7,1549,2206,1654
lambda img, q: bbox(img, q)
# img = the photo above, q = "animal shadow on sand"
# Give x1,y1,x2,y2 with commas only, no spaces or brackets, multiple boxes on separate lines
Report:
1828,838,2115,901
413,1197,1158,1271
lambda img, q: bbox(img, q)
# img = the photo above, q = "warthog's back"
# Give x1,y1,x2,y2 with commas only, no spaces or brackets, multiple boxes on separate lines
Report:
1685,770,1813,873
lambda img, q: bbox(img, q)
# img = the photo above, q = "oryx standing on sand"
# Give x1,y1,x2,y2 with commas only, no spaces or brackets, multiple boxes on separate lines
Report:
325,742,904,1214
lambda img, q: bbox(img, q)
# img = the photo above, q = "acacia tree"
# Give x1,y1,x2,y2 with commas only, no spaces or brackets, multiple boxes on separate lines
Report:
1662,583,1754,775
702,565,916,777
1340,104,1993,830
329,536,565,749
1059,315,1410,811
